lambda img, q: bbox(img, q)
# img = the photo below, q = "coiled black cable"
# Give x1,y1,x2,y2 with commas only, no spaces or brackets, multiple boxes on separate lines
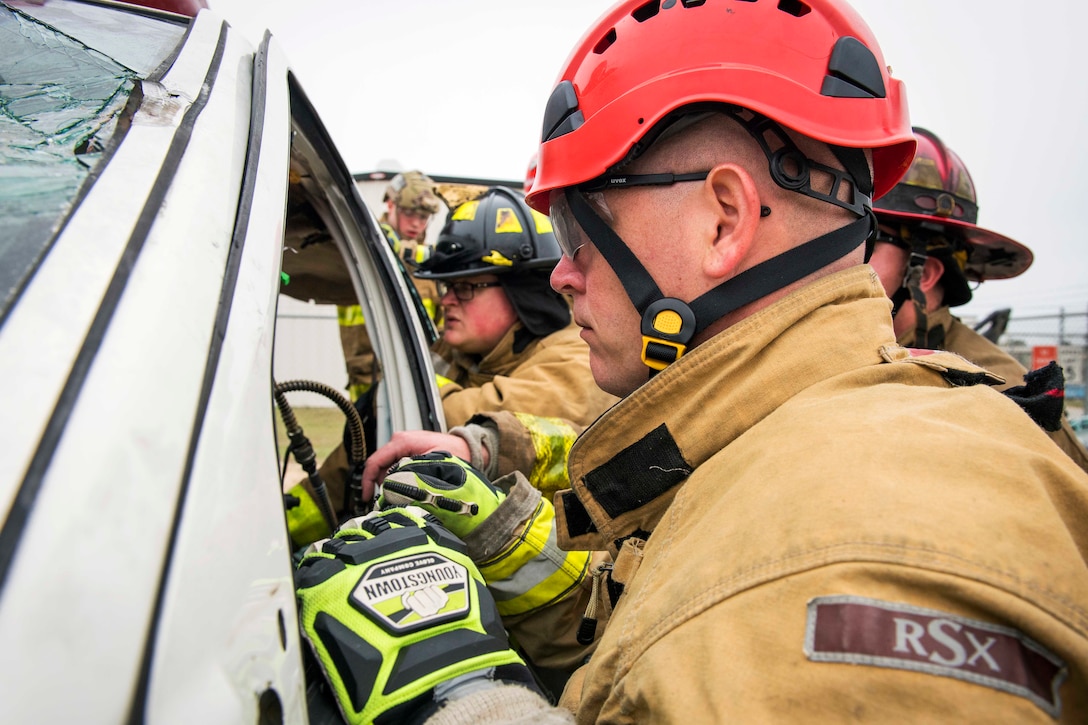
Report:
273,379,367,530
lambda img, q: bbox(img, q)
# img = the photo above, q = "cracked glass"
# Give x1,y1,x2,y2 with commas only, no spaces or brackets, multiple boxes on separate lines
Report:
0,1,186,318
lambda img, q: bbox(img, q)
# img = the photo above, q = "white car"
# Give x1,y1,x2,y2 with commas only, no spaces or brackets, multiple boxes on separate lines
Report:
0,1,444,721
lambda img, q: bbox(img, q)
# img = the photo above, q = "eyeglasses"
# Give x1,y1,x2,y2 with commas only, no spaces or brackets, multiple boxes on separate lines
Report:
873,227,907,249
875,225,960,254
550,172,712,260
579,170,710,194
438,280,502,301
397,207,432,222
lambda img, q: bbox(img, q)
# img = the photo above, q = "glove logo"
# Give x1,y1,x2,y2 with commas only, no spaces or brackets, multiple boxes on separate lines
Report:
350,552,472,634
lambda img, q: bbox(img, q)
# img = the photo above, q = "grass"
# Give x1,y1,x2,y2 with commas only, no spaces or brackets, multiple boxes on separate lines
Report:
273,406,348,465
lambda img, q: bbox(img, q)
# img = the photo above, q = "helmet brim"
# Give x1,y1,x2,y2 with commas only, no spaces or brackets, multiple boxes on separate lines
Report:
876,208,1033,281
414,258,556,281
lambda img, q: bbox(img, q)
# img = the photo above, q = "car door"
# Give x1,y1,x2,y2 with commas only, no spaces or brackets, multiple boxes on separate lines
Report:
0,2,443,722
0,4,248,722
142,23,447,724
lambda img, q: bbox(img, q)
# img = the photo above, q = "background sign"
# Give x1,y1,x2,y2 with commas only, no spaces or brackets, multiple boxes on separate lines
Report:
1032,345,1058,371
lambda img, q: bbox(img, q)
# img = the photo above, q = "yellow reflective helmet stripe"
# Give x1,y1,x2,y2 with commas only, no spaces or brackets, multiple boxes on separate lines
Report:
530,209,553,234
476,498,590,617
514,412,578,500
435,374,455,389
481,250,515,267
452,200,479,221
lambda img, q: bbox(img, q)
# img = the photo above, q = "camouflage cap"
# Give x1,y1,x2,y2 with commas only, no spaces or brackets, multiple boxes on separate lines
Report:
384,171,441,214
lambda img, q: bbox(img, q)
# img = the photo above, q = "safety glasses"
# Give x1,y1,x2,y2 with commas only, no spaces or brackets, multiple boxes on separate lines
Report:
548,190,596,260
873,226,908,249
549,172,712,259
396,207,432,222
437,280,502,302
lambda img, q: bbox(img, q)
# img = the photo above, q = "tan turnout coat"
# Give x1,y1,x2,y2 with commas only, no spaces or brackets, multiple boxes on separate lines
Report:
547,268,1088,722
899,305,1088,473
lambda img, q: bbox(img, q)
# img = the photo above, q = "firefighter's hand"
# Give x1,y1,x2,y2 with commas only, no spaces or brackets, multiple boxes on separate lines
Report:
379,458,593,619
295,507,538,725
361,431,474,502
377,452,504,539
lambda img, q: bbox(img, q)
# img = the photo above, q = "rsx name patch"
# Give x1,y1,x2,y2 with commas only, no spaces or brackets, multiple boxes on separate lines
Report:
805,595,1066,717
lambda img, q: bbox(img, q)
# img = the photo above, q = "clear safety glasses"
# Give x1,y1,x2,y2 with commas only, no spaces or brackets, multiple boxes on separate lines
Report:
549,172,713,259
548,190,597,261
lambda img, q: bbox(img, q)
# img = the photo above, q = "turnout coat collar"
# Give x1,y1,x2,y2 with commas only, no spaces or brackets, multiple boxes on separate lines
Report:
556,266,998,555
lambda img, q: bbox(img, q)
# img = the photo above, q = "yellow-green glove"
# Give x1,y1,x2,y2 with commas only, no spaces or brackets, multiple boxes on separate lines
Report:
295,506,538,724
377,452,504,539
378,454,591,618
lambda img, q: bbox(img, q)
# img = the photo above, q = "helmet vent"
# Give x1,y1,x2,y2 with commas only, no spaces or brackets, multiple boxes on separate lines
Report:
632,1,659,22
593,28,618,54
542,80,586,141
820,36,886,99
777,0,811,17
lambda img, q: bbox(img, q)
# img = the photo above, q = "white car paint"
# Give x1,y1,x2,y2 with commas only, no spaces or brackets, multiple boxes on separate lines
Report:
0,2,443,721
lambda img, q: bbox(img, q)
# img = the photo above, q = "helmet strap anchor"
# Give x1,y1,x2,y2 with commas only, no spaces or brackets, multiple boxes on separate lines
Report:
893,228,943,349
563,105,877,376
567,187,873,375
641,299,696,371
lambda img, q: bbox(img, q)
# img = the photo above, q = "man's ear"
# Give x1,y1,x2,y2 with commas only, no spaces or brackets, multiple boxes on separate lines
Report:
702,163,762,279
920,255,945,292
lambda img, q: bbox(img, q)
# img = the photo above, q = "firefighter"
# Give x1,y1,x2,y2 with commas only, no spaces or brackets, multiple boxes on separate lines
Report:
415,186,615,430
289,187,616,543
868,127,1088,471
382,169,445,320
337,170,443,401
298,1,1088,721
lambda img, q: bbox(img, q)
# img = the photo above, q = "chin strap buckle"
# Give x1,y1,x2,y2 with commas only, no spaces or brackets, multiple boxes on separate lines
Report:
640,298,696,371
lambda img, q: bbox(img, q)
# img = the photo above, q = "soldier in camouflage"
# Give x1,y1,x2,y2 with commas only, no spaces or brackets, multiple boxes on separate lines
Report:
337,170,444,401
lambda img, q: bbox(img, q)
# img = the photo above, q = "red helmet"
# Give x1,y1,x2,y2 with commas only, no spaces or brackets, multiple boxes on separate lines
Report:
524,152,538,195
874,127,1033,293
527,0,915,214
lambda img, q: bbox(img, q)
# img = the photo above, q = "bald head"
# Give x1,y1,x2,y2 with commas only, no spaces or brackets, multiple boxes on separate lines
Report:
623,111,870,281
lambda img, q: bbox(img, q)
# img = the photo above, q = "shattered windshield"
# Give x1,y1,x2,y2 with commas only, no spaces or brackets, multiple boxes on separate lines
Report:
0,1,186,319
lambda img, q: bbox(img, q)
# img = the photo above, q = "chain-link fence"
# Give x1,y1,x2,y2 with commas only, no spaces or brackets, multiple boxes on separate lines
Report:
979,308,1088,417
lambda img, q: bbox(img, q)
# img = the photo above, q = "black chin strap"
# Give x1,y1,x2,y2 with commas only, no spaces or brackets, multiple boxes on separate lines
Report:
893,229,944,349
567,188,663,313
567,188,690,371
687,214,873,325
567,108,877,373
568,188,873,371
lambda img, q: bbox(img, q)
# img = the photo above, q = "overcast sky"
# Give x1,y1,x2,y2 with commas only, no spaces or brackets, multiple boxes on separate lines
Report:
208,0,1087,323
